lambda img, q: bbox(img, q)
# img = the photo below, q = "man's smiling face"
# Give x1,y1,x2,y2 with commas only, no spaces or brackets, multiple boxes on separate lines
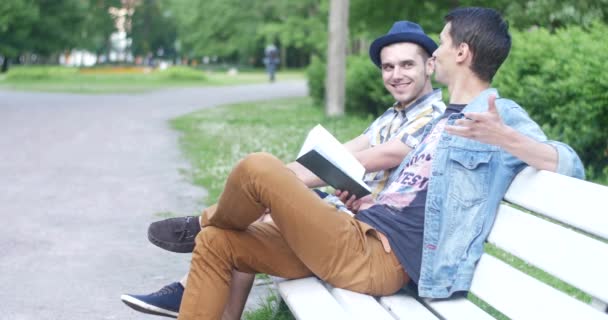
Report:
380,42,432,109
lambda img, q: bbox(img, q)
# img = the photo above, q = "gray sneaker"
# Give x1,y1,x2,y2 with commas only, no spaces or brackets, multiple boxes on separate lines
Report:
148,216,200,253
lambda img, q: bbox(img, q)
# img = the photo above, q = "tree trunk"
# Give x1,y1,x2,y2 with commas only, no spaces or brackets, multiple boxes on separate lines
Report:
281,45,287,69
1,57,9,73
325,0,349,117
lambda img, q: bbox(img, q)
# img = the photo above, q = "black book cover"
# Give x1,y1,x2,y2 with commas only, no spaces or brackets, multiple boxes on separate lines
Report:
297,150,371,198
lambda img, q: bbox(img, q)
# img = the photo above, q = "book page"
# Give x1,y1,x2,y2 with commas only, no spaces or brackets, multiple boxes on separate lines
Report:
298,124,365,179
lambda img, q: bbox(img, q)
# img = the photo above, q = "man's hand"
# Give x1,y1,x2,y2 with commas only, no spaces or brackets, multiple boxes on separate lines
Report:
335,190,374,213
445,94,510,147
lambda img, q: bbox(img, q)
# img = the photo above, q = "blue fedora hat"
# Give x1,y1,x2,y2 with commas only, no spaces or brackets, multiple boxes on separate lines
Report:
369,21,438,68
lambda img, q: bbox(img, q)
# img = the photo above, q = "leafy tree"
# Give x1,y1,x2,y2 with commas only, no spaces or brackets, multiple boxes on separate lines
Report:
167,0,264,62
79,0,121,57
0,0,39,72
258,0,329,61
28,0,89,57
503,0,608,30
130,0,177,59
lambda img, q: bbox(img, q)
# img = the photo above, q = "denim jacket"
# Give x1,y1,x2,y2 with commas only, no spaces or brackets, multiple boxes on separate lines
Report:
390,88,585,298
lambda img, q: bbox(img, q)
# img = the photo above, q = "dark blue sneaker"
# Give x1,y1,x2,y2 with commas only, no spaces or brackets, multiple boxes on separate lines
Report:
121,282,184,318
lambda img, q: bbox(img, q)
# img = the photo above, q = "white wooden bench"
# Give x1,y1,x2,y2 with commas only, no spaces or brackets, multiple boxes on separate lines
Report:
273,167,608,319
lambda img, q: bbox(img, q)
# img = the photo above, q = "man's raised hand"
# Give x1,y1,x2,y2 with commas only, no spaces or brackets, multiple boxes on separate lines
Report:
445,94,511,147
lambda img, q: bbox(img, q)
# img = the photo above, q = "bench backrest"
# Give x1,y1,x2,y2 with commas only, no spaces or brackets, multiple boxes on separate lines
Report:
467,167,608,319
276,167,608,320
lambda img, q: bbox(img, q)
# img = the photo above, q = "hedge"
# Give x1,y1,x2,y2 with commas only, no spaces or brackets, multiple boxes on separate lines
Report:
494,23,607,181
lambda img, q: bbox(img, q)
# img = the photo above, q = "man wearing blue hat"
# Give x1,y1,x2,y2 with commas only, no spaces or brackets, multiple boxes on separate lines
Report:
122,21,447,319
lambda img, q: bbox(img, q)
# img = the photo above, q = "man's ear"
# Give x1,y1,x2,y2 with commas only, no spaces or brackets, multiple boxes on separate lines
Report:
456,42,471,63
426,57,435,77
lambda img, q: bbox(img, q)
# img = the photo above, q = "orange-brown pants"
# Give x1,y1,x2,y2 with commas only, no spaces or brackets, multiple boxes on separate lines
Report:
178,153,408,319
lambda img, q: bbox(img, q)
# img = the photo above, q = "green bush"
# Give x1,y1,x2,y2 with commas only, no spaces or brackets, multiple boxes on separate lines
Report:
494,23,608,180
345,55,394,115
6,66,78,81
157,66,207,81
306,55,326,106
307,54,393,116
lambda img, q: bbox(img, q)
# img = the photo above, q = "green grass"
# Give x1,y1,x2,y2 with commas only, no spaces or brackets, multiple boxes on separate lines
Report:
171,96,372,205
0,65,305,93
242,296,295,320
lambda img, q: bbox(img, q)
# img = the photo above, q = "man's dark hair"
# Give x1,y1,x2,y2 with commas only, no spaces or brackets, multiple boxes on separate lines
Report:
445,7,511,82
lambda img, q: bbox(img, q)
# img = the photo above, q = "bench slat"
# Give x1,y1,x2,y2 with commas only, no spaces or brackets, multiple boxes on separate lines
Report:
470,254,608,320
488,204,608,304
504,167,608,239
277,277,350,320
330,287,395,320
425,297,494,319
380,294,439,319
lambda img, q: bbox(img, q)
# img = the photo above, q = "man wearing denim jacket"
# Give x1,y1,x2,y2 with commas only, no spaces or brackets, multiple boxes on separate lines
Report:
357,7,584,298
175,8,583,319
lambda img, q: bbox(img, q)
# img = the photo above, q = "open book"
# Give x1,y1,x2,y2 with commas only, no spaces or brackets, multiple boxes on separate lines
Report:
296,124,371,198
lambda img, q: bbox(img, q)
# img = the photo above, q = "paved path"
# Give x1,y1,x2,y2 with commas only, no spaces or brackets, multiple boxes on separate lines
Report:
0,81,307,320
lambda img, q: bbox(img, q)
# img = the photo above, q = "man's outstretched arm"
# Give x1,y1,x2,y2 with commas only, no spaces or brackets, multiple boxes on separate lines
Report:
445,94,583,176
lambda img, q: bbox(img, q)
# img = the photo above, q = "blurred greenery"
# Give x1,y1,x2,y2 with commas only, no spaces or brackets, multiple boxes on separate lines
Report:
4,0,607,70
1,0,119,71
494,23,608,182
0,65,305,93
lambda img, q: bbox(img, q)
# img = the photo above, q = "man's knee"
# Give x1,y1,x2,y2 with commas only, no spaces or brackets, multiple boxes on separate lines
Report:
235,152,282,176
195,226,231,257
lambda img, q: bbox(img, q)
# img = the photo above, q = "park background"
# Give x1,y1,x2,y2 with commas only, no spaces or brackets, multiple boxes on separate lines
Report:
1,1,607,319
2,0,606,183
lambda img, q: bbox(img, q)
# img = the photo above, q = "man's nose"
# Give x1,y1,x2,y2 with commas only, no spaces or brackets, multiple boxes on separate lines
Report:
391,66,403,78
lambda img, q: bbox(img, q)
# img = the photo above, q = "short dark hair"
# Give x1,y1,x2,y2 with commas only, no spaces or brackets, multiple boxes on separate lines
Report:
445,7,511,82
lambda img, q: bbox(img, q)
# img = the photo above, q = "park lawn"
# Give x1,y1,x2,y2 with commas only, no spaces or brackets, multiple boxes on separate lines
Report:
0,66,305,94
170,97,373,205
170,97,592,319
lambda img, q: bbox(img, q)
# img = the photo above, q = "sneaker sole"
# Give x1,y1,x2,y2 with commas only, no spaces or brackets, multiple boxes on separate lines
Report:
120,294,179,318
147,231,195,253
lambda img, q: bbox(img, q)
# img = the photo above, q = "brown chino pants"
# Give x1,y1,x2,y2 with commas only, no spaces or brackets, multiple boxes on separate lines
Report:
178,153,408,319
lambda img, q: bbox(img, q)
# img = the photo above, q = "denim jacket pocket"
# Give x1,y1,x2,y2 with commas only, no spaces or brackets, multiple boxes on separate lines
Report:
447,149,493,207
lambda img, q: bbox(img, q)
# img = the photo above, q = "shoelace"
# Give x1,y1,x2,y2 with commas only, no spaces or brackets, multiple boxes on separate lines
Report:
153,284,177,297
174,217,192,241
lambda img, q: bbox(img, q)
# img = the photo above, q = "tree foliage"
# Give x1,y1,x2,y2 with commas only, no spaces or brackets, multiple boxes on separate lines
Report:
130,0,177,58
0,0,39,58
0,0,119,71
503,0,608,30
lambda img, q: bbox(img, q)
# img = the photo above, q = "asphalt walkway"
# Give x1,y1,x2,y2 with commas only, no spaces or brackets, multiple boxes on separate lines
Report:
0,81,307,319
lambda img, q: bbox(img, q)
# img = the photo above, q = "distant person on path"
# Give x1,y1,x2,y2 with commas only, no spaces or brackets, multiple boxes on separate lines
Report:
121,21,446,319
263,44,280,82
